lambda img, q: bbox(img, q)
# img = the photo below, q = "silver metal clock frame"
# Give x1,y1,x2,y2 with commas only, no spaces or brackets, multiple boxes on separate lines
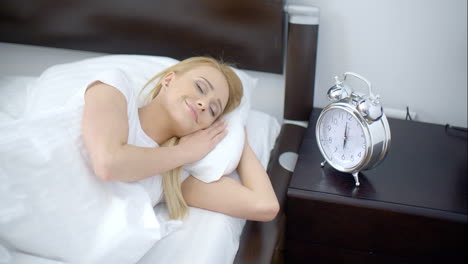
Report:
316,98,391,186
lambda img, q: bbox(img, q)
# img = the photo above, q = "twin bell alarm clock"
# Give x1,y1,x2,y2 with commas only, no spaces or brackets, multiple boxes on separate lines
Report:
316,72,391,186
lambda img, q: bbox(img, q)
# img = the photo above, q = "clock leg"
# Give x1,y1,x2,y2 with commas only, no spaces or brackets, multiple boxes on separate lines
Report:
320,160,327,167
352,172,360,186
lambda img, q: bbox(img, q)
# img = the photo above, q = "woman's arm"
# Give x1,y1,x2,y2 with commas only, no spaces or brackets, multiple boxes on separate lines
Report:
82,82,226,182
181,133,280,222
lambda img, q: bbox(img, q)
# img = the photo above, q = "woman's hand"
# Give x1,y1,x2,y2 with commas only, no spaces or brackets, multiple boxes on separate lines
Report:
178,120,228,163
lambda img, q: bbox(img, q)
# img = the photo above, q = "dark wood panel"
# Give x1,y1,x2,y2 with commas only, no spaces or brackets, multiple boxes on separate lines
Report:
286,188,467,262
0,0,284,73
285,239,414,264
284,24,319,121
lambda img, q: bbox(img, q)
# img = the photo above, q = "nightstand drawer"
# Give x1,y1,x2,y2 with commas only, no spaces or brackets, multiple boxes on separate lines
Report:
287,188,467,263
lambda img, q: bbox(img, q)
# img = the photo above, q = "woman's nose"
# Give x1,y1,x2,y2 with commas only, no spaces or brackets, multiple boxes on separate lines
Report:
196,101,206,112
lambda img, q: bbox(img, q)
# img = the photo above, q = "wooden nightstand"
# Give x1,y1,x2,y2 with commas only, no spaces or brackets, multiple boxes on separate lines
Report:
285,109,467,263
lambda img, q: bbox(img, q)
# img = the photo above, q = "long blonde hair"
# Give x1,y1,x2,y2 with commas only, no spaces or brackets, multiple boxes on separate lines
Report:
141,57,243,219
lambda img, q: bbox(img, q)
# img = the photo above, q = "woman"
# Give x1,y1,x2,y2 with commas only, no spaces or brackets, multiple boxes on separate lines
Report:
82,57,279,222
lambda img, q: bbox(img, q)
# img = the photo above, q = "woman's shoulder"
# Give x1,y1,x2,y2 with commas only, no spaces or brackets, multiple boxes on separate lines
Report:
85,69,135,103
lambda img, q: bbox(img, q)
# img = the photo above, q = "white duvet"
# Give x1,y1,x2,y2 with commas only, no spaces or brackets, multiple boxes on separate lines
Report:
0,58,280,264
0,83,167,263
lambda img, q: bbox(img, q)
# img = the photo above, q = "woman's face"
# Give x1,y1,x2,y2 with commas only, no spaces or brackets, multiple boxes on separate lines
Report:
161,65,230,136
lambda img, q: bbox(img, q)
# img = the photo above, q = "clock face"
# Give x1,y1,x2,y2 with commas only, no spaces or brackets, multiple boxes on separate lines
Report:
318,108,368,170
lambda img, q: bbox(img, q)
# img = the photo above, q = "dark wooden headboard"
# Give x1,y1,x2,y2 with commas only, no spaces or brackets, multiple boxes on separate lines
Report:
0,0,284,73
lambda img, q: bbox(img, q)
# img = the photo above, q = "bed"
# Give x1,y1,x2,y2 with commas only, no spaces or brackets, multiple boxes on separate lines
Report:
0,1,319,263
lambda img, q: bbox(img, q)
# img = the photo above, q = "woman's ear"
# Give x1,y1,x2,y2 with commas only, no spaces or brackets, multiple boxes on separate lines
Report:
162,72,176,88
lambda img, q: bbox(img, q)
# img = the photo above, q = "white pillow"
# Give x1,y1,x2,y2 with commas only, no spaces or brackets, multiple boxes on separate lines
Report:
245,109,281,168
24,55,256,183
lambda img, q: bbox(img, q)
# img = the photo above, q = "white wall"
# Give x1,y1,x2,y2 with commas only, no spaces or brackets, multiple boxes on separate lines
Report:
288,0,467,127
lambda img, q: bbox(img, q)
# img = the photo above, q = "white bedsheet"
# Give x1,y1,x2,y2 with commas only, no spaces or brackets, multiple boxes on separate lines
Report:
0,75,35,122
0,75,281,264
141,182,246,264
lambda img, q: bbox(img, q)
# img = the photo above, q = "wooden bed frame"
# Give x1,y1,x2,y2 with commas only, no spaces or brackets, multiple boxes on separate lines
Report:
0,0,284,73
0,1,318,263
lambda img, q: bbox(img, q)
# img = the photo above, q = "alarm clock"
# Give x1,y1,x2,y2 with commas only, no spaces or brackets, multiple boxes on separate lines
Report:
316,72,391,186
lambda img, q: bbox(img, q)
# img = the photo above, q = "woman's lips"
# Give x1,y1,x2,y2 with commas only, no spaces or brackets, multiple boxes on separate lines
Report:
185,100,198,122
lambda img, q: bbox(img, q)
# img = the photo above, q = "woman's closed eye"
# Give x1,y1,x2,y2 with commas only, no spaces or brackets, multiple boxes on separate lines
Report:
210,104,217,117
196,82,204,94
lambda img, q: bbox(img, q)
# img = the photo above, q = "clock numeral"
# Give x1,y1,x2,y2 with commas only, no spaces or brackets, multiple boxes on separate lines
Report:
341,154,345,160
350,155,354,162
358,152,362,158
327,125,331,131
347,113,352,121
328,137,332,144
332,118,337,125
334,146,338,153
362,144,366,149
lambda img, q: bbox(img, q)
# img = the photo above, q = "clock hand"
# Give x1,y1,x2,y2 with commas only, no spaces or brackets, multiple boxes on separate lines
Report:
343,122,348,149
345,122,348,138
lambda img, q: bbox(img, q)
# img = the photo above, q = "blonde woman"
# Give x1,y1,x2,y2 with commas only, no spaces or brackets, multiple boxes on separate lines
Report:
82,57,279,222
